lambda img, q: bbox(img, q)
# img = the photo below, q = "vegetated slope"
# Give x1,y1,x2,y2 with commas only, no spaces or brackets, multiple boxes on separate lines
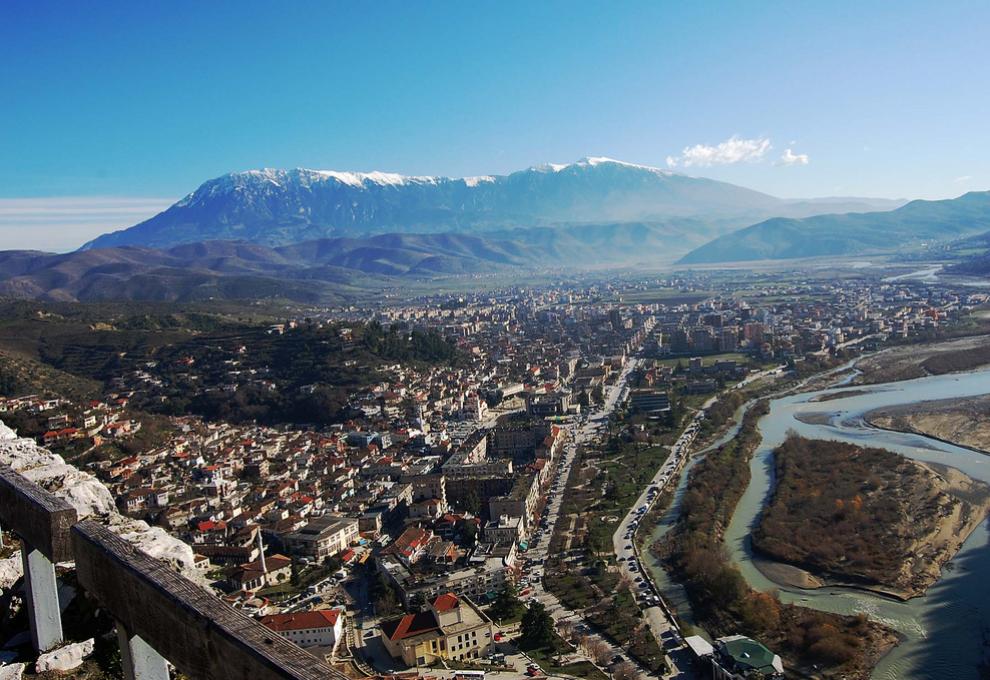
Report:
0,348,102,401
943,229,990,276
679,191,990,263
79,157,901,252
0,232,544,302
752,436,990,598
0,301,463,427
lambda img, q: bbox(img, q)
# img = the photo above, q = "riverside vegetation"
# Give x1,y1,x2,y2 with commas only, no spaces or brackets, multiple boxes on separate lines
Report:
753,437,990,599
654,401,898,678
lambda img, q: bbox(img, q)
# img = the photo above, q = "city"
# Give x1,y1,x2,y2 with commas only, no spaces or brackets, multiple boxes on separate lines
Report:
3,3,990,679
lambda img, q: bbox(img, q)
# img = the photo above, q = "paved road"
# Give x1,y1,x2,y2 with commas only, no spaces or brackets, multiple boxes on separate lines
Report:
521,357,667,677
610,363,788,677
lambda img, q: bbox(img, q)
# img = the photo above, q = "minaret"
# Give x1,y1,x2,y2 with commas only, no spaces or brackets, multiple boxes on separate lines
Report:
257,530,267,575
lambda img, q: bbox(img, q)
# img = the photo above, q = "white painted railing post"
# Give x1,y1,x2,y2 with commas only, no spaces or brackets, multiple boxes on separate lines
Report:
117,622,170,680
20,539,63,652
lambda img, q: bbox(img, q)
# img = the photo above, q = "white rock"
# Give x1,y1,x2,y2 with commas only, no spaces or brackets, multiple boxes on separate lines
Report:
34,638,94,673
105,515,205,583
0,422,114,517
0,553,22,591
0,662,25,680
20,465,115,518
0,419,204,583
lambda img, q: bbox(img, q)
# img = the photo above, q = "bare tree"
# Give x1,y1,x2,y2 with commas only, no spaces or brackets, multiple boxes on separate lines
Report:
588,639,612,667
613,661,640,680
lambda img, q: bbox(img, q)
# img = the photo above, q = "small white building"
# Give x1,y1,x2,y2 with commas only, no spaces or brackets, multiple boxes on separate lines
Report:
259,608,344,650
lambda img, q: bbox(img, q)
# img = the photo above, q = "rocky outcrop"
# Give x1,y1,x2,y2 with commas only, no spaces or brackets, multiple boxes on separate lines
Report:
0,662,26,680
35,638,94,673
0,553,22,595
0,419,203,581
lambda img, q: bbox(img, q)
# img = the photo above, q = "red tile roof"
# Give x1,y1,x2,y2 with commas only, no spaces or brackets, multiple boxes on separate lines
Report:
260,609,340,632
432,593,459,612
380,611,439,641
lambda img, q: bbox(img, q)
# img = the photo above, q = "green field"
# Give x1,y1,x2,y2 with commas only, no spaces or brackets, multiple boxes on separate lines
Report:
654,351,752,368
614,288,715,305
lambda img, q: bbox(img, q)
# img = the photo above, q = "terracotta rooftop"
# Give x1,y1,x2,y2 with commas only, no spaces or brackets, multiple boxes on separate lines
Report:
432,593,459,612
260,609,341,632
380,610,439,642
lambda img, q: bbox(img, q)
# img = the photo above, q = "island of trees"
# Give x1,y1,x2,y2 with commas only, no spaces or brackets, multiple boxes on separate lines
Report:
753,436,990,599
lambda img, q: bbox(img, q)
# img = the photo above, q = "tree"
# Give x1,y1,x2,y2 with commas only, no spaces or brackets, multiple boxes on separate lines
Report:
290,556,301,586
613,661,640,680
461,518,479,547
557,619,575,642
587,638,612,666
491,582,524,622
519,600,555,650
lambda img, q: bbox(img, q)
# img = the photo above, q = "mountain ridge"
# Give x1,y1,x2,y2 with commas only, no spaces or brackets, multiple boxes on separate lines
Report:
678,191,990,264
80,158,903,251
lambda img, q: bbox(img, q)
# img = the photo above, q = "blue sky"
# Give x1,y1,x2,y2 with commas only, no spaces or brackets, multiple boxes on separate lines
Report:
2,1,989,250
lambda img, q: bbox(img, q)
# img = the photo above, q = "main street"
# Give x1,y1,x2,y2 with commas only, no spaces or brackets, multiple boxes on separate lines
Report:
522,356,659,677
610,363,788,677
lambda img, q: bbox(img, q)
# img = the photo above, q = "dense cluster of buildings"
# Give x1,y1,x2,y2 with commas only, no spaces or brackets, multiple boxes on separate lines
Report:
4,272,987,672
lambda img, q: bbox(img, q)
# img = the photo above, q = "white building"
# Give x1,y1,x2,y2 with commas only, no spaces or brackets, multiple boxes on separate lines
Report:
259,609,344,650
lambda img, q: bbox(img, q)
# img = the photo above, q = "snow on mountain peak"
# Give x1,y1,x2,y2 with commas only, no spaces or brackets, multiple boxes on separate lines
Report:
529,157,672,176
174,156,676,208
464,175,495,187
575,156,673,174
308,169,439,188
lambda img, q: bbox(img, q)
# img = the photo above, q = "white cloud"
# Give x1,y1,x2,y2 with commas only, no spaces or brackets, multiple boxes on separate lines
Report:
954,175,972,183
0,197,173,252
777,148,810,166
666,136,772,168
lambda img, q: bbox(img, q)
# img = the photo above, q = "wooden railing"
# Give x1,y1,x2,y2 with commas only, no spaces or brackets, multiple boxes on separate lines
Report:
0,463,350,680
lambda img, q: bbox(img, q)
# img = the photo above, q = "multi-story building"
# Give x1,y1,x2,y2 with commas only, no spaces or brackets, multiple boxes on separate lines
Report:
281,515,359,560
380,593,494,666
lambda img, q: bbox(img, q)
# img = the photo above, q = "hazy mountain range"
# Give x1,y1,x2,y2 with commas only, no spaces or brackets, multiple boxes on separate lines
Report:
5,157,990,303
679,191,990,264
81,158,902,251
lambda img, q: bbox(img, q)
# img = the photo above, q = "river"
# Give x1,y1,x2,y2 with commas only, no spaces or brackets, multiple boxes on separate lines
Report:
649,369,990,678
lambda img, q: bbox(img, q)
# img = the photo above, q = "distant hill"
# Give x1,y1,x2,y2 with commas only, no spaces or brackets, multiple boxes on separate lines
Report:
80,157,902,252
0,233,548,303
678,191,990,264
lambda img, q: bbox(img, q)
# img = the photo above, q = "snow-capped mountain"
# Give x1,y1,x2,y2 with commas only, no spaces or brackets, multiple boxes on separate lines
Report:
81,157,904,251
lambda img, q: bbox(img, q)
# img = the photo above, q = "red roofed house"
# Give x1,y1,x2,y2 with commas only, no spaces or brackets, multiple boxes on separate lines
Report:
379,593,493,666
260,608,344,650
384,526,432,565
